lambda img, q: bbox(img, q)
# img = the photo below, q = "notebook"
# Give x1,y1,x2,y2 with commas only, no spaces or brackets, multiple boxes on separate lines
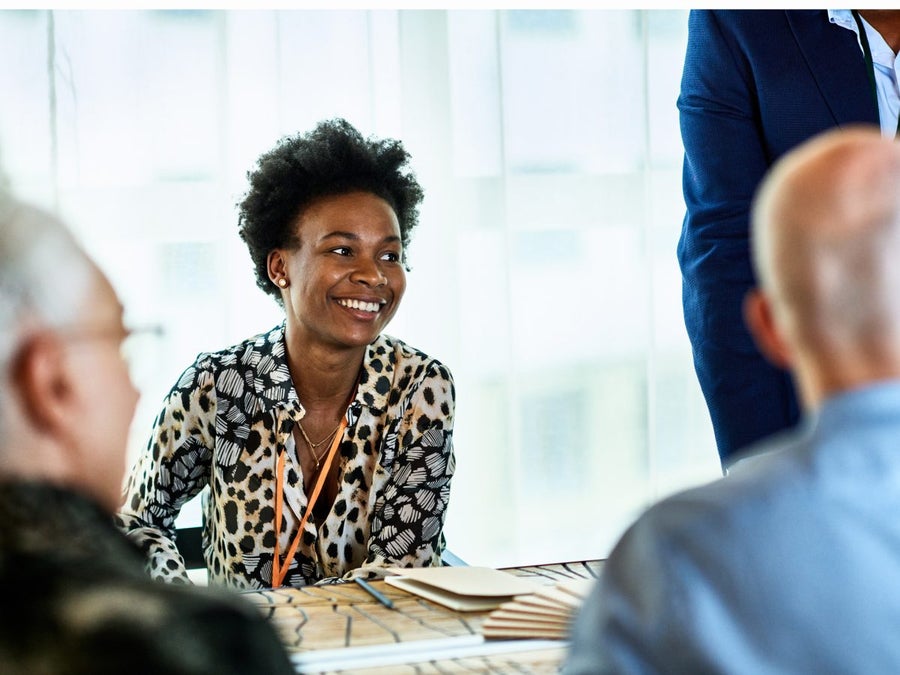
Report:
384,567,542,612
481,578,595,640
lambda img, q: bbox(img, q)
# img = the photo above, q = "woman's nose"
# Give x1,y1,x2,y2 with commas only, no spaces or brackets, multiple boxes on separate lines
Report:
350,258,387,286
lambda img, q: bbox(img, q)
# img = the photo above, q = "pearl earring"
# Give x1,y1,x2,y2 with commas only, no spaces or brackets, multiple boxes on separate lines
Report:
278,278,288,288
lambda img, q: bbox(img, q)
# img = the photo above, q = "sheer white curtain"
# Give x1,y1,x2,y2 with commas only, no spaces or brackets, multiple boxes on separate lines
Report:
0,9,718,567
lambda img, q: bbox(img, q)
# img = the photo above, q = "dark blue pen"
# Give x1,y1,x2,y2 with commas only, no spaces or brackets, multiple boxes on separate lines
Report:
355,577,394,609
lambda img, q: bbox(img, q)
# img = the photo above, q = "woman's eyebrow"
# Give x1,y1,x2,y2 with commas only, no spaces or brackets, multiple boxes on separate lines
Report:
319,231,401,245
319,231,359,242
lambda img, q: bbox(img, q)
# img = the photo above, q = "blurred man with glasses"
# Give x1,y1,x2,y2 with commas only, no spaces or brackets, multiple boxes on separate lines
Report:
0,192,293,674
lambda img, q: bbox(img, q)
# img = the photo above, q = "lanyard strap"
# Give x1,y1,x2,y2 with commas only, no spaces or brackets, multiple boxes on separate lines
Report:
272,415,348,588
852,10,900,136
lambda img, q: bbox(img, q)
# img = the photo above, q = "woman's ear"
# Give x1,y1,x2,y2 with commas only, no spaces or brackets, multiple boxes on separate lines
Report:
11,334,73,436
267,250,288,288
744,289,793,369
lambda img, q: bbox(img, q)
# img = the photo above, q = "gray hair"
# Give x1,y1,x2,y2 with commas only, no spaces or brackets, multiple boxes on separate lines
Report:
0,192,94,421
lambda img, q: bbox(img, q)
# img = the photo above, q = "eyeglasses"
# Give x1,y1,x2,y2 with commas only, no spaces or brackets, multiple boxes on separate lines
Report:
58,323,165,387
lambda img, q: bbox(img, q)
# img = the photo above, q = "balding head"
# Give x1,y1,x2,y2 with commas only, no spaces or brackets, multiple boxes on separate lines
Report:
747,127,900,409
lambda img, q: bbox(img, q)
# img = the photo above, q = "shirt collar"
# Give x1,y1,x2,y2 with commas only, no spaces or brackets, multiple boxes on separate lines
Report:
0,481,146,570
829,9,895,68
251,323,394,417
828,10,855,31
812,380,900,436
355,336,396,415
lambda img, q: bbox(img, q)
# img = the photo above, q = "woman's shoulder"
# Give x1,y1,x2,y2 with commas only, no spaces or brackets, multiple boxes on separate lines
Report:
172,325,287,393
189,324,286,371
374,334,453,383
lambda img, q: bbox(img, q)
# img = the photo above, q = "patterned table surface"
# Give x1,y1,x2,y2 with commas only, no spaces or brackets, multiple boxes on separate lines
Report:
242,560,604,674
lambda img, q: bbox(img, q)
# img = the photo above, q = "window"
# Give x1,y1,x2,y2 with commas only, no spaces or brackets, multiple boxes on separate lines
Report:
0,9,718,567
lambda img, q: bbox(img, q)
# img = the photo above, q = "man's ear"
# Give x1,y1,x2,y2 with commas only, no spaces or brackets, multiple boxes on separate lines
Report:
11,334,73,435
744,289,793,369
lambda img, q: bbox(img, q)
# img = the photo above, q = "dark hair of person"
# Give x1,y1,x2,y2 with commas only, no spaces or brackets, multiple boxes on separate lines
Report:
238,118,425,303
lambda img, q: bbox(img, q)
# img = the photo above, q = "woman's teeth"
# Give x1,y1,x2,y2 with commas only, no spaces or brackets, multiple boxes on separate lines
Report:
338,299,381,313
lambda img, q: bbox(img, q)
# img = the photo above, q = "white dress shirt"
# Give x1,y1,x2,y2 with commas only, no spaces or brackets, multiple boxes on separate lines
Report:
830,9,900,136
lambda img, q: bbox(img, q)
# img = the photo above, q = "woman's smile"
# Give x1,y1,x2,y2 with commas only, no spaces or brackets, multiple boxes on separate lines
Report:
336,297,387,316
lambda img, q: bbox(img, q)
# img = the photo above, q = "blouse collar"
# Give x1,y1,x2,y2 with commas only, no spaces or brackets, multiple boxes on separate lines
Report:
249,323,395,417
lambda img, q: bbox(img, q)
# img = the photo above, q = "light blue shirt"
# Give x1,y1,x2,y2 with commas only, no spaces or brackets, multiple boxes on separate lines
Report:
564,381,900,674
830,10,900,136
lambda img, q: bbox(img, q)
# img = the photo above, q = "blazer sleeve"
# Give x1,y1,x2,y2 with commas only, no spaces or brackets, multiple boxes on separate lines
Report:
676,10,799,465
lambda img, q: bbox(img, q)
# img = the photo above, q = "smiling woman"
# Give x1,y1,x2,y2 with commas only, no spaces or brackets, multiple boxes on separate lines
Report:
115,119,456,590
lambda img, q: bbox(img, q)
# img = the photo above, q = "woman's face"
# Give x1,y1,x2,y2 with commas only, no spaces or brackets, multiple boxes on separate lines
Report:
273,191,407,351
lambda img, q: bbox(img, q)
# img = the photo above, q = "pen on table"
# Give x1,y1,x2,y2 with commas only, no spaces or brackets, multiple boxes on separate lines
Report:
354,577,395,609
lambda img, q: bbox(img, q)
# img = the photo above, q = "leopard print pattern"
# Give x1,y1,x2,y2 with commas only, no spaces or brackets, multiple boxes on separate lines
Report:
116,324,455,589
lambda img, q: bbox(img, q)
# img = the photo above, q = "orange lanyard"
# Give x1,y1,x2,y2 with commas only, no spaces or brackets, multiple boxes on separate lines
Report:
271,415,348,588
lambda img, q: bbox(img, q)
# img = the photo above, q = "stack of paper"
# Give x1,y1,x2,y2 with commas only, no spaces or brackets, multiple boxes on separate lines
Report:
481,578,595,640
384,567,543,612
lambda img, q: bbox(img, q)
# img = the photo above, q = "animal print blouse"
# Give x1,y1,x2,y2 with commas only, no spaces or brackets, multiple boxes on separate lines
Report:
116,323,455,590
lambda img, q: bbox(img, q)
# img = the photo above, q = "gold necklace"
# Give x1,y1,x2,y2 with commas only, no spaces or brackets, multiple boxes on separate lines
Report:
296,420,342,470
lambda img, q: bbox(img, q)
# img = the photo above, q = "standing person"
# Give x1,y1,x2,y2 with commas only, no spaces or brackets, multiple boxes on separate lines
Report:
678,9,900,467
118,118,456,589
0,194,293,674
565,127,900,673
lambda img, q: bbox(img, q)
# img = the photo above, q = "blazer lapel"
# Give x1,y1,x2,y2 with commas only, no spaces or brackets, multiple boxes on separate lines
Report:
787,10,879,126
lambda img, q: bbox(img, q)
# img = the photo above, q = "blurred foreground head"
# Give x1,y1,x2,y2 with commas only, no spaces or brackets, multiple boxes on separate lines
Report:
0,192,137,511
747,126,900,410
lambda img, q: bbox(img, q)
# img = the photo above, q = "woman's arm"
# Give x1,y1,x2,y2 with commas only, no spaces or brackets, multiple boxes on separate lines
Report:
334,361,456,582
116,360,217,583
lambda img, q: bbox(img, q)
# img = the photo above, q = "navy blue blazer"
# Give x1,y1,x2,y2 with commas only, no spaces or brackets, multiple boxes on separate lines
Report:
677,10,879,466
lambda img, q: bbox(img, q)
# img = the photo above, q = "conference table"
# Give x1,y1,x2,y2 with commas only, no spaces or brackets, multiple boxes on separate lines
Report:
242,559,604,674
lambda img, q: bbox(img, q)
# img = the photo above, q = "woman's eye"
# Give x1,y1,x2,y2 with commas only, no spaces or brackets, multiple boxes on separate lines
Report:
330,246,352,256
380,251,401,263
